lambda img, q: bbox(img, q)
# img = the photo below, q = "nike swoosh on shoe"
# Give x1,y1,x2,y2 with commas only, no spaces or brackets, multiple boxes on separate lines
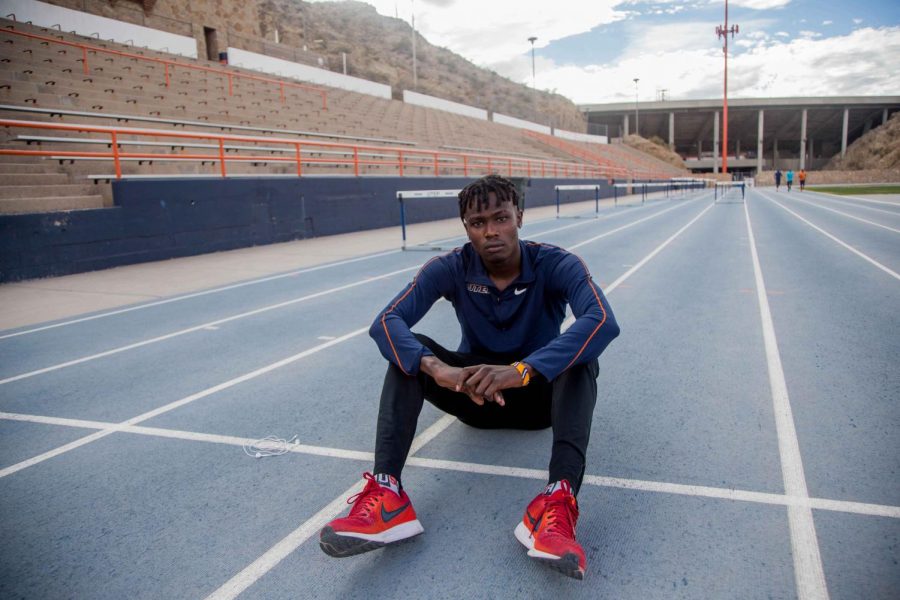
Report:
381,502,411,523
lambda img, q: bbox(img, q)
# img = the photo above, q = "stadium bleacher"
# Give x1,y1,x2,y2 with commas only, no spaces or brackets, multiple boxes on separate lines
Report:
0,18,686,215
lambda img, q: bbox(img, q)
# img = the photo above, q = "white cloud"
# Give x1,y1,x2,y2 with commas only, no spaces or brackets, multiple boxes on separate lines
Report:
822,20,833,26
637,0,791,8
621,21,725,57
544,26,900,103
728,0,792,8
309,0,628,65
304,1,896,110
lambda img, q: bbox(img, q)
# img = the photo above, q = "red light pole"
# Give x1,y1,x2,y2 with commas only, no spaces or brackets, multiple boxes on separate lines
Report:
716,1,738,174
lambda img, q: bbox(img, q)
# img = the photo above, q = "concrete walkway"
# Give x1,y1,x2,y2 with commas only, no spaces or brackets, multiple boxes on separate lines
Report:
0,195,642,330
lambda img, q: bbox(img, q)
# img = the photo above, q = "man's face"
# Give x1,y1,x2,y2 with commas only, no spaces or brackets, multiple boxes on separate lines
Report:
462,194,523,266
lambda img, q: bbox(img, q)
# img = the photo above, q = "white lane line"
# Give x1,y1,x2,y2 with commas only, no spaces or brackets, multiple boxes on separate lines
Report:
207,479,363,600
424,194,677,246
0,196,711,598
425,212,573,245
0,412,112,430
0,195,706,472
408,415,458,455
805,191,900,216
202,197,711,597
760,191,900,282
745,197,829,600
0,198,668,341
0,327,370,479
407,457,900,519
0,249,401,341
787,195,900,233
0,267,416,386
204,197,716,597
567,194,706,252
0,198,704,387
5,410,899,520
562,201,715,328
204,414,457,600
428,216,597,247
495,196,698,242
809,190,900,207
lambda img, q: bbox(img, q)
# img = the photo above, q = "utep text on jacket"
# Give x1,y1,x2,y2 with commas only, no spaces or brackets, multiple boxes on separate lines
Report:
369,240,620,381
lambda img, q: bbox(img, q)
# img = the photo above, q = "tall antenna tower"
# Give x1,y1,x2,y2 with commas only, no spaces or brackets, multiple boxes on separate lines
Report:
716,1,739,173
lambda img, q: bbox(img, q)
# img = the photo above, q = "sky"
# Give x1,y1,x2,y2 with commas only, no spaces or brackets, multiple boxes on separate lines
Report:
309,0,900,105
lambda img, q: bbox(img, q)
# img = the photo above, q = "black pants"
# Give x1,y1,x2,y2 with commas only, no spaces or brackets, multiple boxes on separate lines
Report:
374,335,599,494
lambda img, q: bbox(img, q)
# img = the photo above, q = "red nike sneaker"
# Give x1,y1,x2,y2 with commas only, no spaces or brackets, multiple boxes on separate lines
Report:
319,472,424,558
514,480,586,580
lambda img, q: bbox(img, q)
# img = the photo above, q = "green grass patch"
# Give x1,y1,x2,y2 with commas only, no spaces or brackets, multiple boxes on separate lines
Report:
808,185,900,195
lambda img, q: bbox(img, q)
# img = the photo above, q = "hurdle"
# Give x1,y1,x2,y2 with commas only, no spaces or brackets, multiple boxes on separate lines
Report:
714,181,746,203
396,189,462,251
612,181,669,205
554,184,602,218
613,179,708,205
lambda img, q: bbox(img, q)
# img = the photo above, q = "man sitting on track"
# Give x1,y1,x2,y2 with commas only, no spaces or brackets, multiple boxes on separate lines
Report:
319,174,620,580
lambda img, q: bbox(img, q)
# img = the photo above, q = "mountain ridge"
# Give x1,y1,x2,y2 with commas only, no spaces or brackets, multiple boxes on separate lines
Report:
259,0,588,131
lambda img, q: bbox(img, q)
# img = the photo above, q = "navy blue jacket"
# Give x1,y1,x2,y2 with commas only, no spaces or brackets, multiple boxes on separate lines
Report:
370,240,619,381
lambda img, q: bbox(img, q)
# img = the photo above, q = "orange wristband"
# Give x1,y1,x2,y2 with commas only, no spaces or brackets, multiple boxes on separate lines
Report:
511,361,531,386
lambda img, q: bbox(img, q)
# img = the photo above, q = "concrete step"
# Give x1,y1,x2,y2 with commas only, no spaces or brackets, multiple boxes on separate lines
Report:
0,184,95,199
0,172,69,185
0,195,105,214
0,154,47,164
0,162,49,173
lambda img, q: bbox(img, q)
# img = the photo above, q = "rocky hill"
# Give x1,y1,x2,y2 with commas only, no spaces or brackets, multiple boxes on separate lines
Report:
826,112,900,170
259,0,587,131
623,135,686,169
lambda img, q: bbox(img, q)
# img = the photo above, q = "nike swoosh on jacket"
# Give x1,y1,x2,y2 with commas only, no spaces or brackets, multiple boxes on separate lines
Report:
370,240,619,381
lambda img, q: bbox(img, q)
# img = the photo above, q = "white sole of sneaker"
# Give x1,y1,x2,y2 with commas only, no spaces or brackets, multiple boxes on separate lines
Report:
514,522,585,580
514,521,566,560
334,519,424,544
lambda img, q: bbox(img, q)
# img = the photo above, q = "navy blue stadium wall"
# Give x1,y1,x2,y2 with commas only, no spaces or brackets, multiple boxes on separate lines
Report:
0,176,617,282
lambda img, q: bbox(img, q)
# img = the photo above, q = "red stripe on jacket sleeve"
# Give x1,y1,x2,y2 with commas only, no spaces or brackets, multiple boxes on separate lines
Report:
379,256,442,375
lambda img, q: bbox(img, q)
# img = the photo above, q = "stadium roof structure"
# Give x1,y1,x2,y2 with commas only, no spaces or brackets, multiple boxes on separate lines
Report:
580,96,900,173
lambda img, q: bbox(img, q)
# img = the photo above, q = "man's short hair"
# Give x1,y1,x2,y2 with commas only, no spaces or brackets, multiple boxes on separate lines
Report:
458,174,520,221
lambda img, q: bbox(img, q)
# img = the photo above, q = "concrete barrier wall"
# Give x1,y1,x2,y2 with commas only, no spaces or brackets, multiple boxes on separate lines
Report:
492,113,551,134
227,48,392,99
402,90,488,120
0,176,615,282
555,129,609,145
754,169,900,186
3,0,198,57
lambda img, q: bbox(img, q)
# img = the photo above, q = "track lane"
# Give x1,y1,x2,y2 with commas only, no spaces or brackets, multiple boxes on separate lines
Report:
747,190,900,507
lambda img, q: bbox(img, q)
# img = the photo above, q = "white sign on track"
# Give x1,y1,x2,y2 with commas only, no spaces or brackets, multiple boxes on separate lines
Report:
555,185,601,191
396,190,461,199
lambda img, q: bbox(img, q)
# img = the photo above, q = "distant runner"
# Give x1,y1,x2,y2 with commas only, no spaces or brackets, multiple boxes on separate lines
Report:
319,174,620,580
774,169,783,191
799,169,807,191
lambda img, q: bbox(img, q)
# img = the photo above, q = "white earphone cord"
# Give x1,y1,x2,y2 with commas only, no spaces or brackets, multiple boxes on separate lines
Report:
242,434,299,458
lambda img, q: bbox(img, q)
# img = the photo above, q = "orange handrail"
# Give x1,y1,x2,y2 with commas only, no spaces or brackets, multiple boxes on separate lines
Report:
0,118,631,180
523,130,646,179
0,26,329,110
524,130,680,180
